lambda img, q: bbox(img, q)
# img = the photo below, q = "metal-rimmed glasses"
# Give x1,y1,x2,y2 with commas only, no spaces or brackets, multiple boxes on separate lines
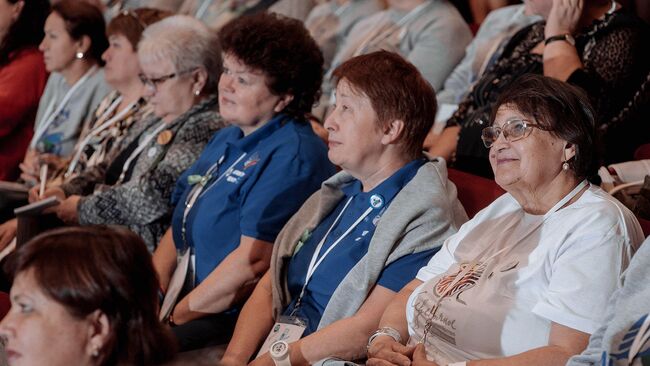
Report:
480,118,548,148
138,68,197,91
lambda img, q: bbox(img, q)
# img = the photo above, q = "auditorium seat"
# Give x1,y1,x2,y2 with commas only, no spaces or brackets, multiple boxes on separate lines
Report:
0,291,10,320
448,168,505,218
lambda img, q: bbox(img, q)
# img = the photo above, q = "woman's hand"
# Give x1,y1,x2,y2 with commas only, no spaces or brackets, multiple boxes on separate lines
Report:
53,195,81,224
545,0,583,38
0,219,17,251
367,336,414,366
411,343,440,366
28,186,66,203
19,150,40,185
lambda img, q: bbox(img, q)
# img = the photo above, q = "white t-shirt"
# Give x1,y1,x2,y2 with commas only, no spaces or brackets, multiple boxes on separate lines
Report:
406,184,645,364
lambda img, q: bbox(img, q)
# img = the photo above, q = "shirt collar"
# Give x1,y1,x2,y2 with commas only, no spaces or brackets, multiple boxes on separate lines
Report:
341,158,426,205
229,113,290,153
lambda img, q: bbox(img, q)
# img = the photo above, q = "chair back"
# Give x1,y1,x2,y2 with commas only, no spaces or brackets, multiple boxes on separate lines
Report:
447,168,505,218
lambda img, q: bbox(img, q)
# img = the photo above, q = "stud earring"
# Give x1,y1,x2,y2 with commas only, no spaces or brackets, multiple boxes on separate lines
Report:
91,347,99,358
75,52,84,59
562,162,570,171
194,90,200,96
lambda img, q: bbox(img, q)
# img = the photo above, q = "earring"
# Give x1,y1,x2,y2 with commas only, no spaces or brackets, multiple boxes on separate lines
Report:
562,161,570,171
75,52,84,59
194,90,200,96
91,347,99,358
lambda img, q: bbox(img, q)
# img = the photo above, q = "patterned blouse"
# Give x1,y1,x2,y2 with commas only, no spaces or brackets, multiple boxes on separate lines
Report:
62,96,226,250
447,10,650,178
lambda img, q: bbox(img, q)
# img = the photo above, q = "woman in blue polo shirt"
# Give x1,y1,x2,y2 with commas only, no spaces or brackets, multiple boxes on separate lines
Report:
221,51,468,366
152,13,336,350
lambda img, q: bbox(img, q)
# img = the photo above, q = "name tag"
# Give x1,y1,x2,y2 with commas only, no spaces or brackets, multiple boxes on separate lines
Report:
256,315,307,358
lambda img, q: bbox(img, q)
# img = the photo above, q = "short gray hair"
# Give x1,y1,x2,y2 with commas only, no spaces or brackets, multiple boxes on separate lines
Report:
138,15,221,94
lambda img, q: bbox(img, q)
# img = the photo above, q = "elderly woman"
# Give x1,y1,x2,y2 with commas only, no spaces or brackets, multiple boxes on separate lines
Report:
367,75,645,366
20,0,112,184
430,0,650,178
0,226,177,365
38,15,225,250
152,12,335,351
0,0,49,182
0,8,171,251
220,51,467,366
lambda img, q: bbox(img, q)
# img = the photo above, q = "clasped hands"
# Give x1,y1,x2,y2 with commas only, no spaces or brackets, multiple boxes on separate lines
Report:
367,337,439,366
27,185,81,225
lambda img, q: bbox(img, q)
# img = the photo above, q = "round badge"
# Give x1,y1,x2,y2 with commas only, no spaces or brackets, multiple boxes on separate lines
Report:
147,146,157,158
369,194,384,209
157,130,173,145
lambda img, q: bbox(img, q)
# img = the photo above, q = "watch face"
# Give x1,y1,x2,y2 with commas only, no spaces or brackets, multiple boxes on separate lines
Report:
271,341,288,354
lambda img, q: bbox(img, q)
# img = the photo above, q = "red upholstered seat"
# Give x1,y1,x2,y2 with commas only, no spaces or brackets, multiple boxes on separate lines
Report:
0,291,10,320
634,144,650,160
447,168,505,218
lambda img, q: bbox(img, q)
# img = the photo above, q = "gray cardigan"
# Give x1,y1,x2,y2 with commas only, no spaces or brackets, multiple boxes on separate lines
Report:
270,158,468,330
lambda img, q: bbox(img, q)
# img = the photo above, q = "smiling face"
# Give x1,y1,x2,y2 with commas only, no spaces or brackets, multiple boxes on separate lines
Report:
0,269,95,366
488,105,570,192
102,33,140,89
218,53,289,133
38,11,81,73
324,78,387,175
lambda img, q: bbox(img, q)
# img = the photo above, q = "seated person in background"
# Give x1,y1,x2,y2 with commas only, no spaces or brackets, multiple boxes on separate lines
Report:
0,226,177,365
567,236,650,366
0,8,170,251
221,50,468,366
21,0,112,185
37,15,226,250
367,75,645,366
426,2,540,136
430,0,650,178
305,0,384,70
322,0,472,111
0,0,49,182
153,12,336,351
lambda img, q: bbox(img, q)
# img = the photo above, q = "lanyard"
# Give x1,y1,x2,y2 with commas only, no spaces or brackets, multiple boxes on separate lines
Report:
195,0,214,18
291,195,375,315
31,66,98,148
65,97,139,177
419,180,589,344
117,120,168,183
180,151,248,249
353,1,430,57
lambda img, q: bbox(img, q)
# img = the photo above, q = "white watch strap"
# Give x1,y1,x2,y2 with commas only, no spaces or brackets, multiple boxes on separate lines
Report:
447,362,467,366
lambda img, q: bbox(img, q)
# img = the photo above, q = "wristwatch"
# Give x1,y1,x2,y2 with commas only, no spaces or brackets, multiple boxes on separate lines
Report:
544,34,576,46
270,340,292,366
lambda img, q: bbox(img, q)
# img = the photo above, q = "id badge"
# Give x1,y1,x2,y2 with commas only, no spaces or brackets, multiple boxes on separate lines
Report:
256,315,308,358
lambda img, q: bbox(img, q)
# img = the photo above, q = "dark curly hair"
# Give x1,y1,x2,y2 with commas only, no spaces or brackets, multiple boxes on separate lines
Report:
52,0,108,66
218,12,324,118
6,226,177,365
0,0,50,66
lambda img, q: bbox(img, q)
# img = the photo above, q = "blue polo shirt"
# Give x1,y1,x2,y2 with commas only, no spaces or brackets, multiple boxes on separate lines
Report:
171,114,336,286
283,158,438,335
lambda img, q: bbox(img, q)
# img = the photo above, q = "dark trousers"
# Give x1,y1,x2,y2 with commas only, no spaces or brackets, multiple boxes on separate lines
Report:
171,311,238,352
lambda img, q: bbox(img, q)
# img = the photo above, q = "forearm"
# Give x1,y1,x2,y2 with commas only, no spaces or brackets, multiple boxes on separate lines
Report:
543,42,583,81
377,284,416,343
173,237,272,323
470,345,577,366
152,228,177,292
222,272,276,365
427,126,460,161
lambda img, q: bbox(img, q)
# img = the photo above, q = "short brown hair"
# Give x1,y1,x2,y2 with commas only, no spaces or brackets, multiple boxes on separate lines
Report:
332,51,437,159
491,74,597,179
218,12,324,118
106,8,172,50
6,226,177,365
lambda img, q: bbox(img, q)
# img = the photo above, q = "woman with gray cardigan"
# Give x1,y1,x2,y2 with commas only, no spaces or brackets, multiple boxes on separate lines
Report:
221,51,467,366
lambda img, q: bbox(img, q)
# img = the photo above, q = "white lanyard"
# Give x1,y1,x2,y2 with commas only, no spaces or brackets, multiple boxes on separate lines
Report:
117,120,168,183
195,0,214,19
292,195,375,313
180,152,248,249
353,1,430,57
65,97,138,177
629,315,650,364
419,180,589,343
333,2,352,17
31,66,98,148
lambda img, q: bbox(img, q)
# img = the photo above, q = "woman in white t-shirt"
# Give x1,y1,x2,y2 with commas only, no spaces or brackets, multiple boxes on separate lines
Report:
366,74,645,366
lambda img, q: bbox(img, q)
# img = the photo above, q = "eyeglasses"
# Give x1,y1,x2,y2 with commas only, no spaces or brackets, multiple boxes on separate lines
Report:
481,118,548,148
138,68,197,91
